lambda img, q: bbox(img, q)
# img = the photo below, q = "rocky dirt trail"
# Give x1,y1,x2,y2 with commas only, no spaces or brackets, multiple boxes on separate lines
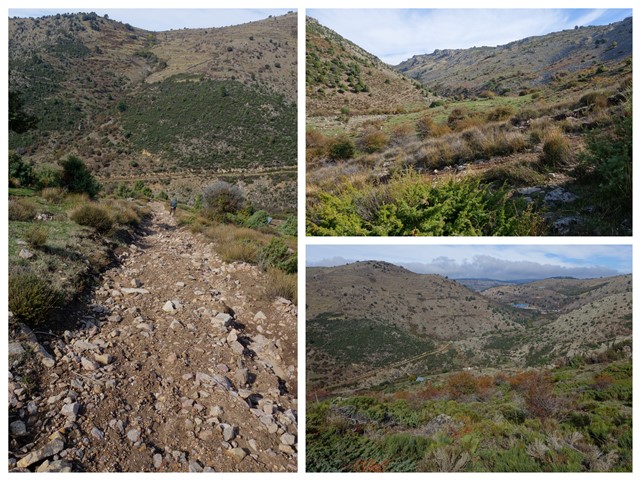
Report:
9,202,298,472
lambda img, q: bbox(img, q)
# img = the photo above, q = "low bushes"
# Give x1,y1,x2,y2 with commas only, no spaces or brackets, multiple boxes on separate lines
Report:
8,199,36,221
69,203,114,234
9,269,61,327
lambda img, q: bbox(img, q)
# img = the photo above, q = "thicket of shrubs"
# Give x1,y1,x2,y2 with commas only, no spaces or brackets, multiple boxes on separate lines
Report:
307,352,632,472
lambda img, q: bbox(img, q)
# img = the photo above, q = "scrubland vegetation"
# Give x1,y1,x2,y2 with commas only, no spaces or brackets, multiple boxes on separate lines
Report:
307,342,632,472
307,63,632,236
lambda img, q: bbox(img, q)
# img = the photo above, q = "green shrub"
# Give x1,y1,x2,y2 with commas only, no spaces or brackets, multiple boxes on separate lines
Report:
9,152,33,187
328,135,356,159
8,199,36,221
202,180,244,221
245,210,270,229
59,155,101,197
258,237,297,274
9,269,61,327
487,105,515,122
34,164,62,189
278,215,297,236
69,203,114,233
578,103,631,211
24,224,49,248
577,91,609,109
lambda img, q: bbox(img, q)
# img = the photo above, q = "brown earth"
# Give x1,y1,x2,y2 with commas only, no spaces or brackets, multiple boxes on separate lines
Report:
8,202,298,472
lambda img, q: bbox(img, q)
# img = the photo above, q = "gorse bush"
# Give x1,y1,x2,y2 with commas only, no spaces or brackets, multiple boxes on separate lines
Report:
307,171,544,236
278,215,297,236
202,181,244,221
258,237,297,274
69,203,114,233
9,269,61,327
245,210,270,229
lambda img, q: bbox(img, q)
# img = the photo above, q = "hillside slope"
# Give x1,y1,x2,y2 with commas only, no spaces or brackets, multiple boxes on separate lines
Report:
307,262,632,390
9,12,297,178
306,17,429,116
396,17,632,97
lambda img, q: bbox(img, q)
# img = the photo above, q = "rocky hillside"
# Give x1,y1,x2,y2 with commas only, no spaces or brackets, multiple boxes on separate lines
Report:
306,16,430,116
9,12,297,178
396,17,632,97
307,262,632,390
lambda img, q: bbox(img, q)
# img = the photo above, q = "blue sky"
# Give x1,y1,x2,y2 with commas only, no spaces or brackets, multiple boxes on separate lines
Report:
306,245,632,280
8,8,295,31
308,8,633,64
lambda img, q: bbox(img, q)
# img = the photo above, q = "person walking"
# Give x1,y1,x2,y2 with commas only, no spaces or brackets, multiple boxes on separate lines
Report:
170,198,177,215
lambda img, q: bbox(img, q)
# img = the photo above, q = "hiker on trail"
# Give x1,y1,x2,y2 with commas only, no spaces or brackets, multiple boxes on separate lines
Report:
170,198,177,215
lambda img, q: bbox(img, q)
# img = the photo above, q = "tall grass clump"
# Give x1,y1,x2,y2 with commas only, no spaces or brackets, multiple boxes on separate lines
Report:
8,199,36,221
264,267,297,303
9,269,61,327
69,203,114,233
541,131,571,168
24,224,49,248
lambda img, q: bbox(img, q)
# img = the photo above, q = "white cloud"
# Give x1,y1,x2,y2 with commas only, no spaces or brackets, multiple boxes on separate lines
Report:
306,245,631,281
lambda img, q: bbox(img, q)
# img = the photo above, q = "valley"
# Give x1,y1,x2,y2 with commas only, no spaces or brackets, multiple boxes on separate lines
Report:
306,259,632,472
306,15,632,236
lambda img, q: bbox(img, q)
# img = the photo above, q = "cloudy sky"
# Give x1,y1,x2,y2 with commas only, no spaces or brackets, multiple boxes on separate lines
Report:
308,8,633,64
306,245,632,281
9,8,294,31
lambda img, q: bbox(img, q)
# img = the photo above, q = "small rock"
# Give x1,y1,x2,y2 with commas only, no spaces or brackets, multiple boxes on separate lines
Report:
61,402,80,417
107,314,122,323
10,420,27,437
16,438,65,469
36,459,73,472
162,301,177,314
81,357,100,371
230,341,245,355
8,342,25,357
74,340,98,352
94,354,113,365
188,460,203,472
222,424,236,442
235,368,249,386
226,447,247,462
131,278,143,288
175,282,186,288
91,427,104,440
126,428,140,443
169,319,183,330
153,453,163,468
254,311,267,321
280,433,296,446
121,287,150,295
19,248,34,259
249,439,258,452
